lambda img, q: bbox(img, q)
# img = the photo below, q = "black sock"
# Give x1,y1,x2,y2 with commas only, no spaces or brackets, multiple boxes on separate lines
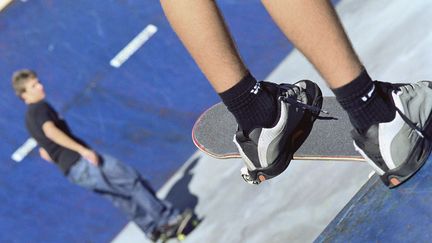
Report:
219,72,277,134
332,68,395,131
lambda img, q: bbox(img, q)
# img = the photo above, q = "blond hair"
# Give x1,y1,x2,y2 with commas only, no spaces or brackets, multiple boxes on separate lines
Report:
12,69,37,97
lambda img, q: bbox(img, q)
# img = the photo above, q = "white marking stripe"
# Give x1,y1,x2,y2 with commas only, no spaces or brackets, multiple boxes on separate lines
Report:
0,0,13,12
110,24,158,68
11,138,37,162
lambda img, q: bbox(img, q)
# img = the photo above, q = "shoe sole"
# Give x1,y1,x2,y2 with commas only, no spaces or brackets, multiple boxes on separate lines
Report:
384,115,432,188
354,96,432,189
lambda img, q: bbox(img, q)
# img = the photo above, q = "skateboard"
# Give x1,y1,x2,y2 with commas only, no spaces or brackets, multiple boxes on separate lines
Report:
192,97,364,162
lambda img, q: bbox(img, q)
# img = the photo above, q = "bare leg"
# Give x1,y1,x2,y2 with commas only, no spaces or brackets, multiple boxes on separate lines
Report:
262,0,362,88
160,0,247,93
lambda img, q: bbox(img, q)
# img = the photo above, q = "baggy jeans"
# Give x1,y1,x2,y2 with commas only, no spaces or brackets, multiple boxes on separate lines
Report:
67,154,179,236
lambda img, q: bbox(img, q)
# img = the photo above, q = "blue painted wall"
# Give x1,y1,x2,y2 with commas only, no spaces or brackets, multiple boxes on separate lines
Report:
0,0,294,242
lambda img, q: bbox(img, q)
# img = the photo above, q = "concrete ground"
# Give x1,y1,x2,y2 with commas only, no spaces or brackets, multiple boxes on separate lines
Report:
112,0,432,242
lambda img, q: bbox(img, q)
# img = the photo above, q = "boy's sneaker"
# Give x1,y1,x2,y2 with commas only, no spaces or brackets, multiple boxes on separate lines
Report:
233,80,323,185
157,209,193,242
147,230,161,242
352,81,432,188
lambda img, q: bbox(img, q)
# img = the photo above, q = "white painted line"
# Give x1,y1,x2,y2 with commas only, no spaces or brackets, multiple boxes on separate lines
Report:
110,24,158,68
11,138,37,162
0,0,13,12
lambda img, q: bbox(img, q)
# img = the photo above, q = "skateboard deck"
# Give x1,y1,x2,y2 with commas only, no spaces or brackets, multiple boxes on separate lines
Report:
192,97,364,161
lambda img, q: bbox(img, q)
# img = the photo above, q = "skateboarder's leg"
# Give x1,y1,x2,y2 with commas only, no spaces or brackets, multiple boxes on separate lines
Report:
262,0,361,88
161,0,324,184
264,0,432,188
160,0,279,134
262,0,394,130
161,1,432,187
160,0,246,93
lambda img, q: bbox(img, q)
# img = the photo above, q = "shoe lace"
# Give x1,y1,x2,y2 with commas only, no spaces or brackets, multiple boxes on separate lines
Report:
393,88,425,138
276,82,426,138
382,84,426,138
394,99,425,138
277,83,331,118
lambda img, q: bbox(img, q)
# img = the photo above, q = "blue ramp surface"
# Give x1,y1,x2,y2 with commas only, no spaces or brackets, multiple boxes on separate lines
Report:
316,156,432,242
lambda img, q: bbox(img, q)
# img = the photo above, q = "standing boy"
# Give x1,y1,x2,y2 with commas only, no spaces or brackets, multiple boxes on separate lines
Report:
12,69,188,242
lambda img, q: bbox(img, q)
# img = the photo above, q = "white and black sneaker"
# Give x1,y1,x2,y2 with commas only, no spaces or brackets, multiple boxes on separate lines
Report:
352,81,432,188
234,80,323,185
156,209,193,242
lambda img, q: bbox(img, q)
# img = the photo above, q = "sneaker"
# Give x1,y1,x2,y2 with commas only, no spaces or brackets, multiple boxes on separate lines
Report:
352,81,432,188
158,209,193,241
147,230,161,242
233,80,323,184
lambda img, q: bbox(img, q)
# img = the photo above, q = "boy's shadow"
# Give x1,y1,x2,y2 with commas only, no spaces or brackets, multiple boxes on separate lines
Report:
163,157,201,215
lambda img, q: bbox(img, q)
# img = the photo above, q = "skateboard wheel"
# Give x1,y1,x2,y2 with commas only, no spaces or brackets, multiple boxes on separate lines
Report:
178,234,186,241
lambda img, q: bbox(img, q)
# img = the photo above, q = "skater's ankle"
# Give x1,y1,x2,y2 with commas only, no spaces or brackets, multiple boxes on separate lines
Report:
219,72,277,134
332,68,396,130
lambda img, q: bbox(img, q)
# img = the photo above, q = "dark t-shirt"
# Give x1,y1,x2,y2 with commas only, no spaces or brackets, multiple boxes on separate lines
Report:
25,101,87,174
